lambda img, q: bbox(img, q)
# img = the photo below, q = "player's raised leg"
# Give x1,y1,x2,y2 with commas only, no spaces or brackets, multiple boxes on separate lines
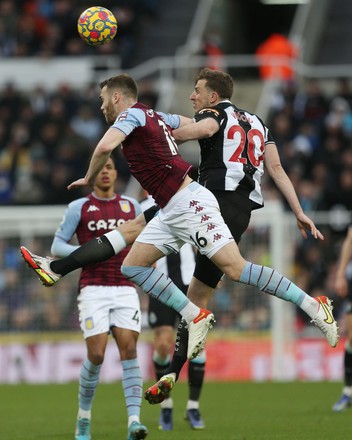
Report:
213,241,339,347
19,210,152,286
121,241,215,360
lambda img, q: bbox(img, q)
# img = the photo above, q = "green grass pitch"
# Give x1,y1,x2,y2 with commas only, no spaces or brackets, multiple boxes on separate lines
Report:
0,381,349,440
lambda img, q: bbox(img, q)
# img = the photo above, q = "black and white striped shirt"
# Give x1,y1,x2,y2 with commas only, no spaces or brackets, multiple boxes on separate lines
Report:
195,100,275,207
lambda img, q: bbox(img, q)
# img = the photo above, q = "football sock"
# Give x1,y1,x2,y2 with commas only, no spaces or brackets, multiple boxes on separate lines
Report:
153,352,171,380
167,318,189,381
160,396,173,409
188,351,206,402
345,342,352,387
51,235,115,276
143,204,160,223
50,207,159,277
78,359,101,411
186,400,200,410
120,265,199,322
122,358,143,420
239,261,315,308
77,409,91,419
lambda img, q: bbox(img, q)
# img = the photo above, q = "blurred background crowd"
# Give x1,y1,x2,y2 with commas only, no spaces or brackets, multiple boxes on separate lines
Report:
0,0,351,336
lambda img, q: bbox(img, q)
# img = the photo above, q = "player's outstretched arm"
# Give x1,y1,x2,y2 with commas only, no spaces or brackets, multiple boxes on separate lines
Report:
173,117,219,143
264,143,324,241
68,128,126,190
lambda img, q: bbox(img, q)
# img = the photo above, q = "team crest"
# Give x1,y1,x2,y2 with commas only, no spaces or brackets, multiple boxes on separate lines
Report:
119,200,131,213
146,109,154,117
85,317,94,330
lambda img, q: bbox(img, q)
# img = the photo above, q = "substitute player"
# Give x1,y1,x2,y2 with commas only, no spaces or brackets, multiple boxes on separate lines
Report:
50,157,147,440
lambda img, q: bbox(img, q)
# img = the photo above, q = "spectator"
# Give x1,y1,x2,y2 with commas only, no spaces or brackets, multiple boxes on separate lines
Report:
256,33,298,81
70,104,103,144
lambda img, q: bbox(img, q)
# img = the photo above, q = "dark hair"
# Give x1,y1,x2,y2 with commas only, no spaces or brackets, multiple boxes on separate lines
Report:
100,74,138,99
195,68,233,100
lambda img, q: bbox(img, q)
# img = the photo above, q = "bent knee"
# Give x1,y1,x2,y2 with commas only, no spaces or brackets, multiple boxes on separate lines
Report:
88,352,105,365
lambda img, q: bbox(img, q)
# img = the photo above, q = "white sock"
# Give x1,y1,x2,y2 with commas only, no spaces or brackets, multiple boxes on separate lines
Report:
161,397,173,409
300,295,319,319
128,415,139,427
179,302,200,323
105,229,126,254
153,351,170,366
342,386,352,397
186,400,199,410
78,409,91,419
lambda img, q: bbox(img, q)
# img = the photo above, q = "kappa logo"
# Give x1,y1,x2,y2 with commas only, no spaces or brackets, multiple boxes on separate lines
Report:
87,204,100,212
201,214,211,223
207,223,215,232
213,233,223,242
195,205,204,213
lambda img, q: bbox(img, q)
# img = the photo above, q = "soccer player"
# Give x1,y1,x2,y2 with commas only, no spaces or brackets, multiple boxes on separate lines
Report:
332,224,352,411
21,72,338,372
144,67,340,402
22,74,215,361
140,192,205,430
48,157,147,440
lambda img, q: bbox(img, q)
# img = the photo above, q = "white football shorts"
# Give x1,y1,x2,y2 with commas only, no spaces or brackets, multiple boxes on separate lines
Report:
136,181,234,258
77,285,141,339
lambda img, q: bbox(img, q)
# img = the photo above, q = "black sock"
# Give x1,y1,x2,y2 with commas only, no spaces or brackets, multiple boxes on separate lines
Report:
154,359,171,381
345,349,352,386
51,236,115,276
188,360,205,401
167,318,188,381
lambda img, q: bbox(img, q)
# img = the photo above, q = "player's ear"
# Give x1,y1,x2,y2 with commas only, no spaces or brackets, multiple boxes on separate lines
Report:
112,90,121,104
210,91,218,104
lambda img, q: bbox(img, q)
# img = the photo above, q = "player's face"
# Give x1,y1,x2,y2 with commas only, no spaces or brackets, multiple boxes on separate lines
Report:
100,86,118,125
190,80,214,113
94,158,117,191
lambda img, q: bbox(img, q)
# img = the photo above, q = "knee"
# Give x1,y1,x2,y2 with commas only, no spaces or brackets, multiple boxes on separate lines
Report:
155,339,172,359
88,352,105,365
120,345,137,361
222,265,241,282
154,331,173,358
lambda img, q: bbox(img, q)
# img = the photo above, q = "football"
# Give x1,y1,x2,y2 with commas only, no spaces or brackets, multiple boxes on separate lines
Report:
77,6,118,46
